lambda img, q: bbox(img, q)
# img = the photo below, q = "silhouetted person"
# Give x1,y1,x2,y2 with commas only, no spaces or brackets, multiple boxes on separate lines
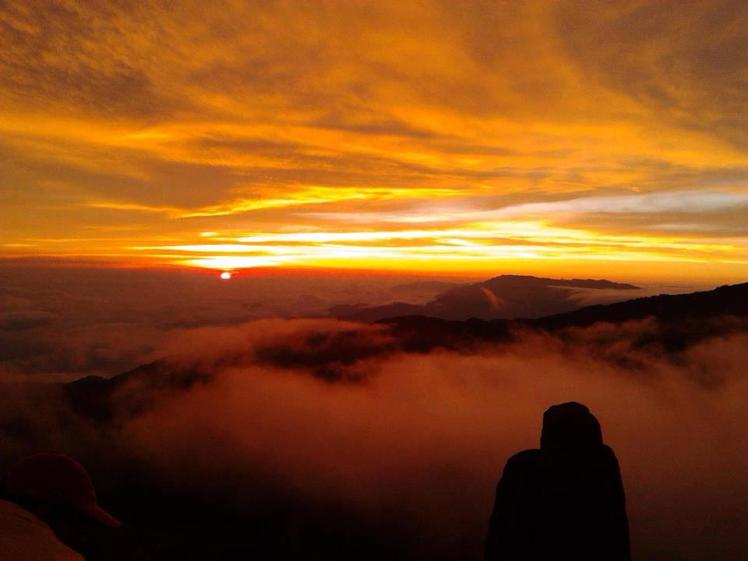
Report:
2,453,121,560
485,402,629,561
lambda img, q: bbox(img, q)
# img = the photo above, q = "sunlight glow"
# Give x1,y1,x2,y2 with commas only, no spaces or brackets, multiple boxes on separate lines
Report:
128,219,748,275
2,1,747,283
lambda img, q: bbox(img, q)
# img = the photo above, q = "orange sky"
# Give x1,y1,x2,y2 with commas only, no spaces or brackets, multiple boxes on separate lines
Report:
1,1,747,282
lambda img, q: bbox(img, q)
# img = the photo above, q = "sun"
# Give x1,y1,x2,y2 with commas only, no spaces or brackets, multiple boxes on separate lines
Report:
219,271,232,280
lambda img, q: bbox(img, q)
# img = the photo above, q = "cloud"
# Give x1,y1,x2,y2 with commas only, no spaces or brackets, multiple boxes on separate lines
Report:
0,265,475,379
554,0,748,147
2,313,748,559
114,322,748,560
0,1,746,279
1,264,734,382
0,309,57,330
305,189,748,229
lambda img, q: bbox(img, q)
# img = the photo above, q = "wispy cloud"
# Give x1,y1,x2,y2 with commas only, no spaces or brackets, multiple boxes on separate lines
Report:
1,0,746,280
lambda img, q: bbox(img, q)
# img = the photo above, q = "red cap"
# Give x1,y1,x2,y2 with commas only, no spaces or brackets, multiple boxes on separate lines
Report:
5,453,121,528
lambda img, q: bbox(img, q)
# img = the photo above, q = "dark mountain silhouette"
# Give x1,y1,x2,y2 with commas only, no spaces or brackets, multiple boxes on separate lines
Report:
62,361,214,424
331,275,639,322
45,281,747,426
382,281,748,353
345,282,748,364
534,280,748,329
2,280,739,468
329,302,425,322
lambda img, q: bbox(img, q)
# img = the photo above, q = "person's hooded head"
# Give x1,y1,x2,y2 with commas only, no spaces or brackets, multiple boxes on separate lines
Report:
540,402,603,452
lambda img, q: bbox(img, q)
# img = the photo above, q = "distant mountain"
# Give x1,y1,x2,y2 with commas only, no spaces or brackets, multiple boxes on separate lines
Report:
332,275,640,322
382,281,748,352
1,280,737,433
389,280,462,296
328,302,425,322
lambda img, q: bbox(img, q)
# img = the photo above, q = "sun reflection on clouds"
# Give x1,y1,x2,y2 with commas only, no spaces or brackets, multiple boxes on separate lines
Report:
181,255,288,270
134,219,748,276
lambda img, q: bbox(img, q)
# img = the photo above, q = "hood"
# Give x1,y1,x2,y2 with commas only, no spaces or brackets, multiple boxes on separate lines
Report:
540,402,603,451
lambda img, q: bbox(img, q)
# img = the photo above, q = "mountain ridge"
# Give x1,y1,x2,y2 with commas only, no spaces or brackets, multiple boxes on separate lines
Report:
379,280,748,352
332,274,640,322
52,281,748,420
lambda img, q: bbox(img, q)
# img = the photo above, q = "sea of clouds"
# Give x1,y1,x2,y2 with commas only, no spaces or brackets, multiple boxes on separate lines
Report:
1,311,746,560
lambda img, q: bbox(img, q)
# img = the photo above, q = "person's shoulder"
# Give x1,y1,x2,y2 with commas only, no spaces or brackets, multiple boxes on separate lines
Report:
600,444,621,464
496,449,542,485
505,448,541,470
0,499,84,561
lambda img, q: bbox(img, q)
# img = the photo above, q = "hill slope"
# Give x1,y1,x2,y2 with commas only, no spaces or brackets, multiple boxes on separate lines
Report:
332,274,640,322
52,281,748,422
382,281,748,351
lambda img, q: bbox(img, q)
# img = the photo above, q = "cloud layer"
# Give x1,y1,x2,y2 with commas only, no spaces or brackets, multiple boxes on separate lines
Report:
0,265,708,380
2,312,747,559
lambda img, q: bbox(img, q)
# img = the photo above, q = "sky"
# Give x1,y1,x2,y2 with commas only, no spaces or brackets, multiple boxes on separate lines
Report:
1,0,747,282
